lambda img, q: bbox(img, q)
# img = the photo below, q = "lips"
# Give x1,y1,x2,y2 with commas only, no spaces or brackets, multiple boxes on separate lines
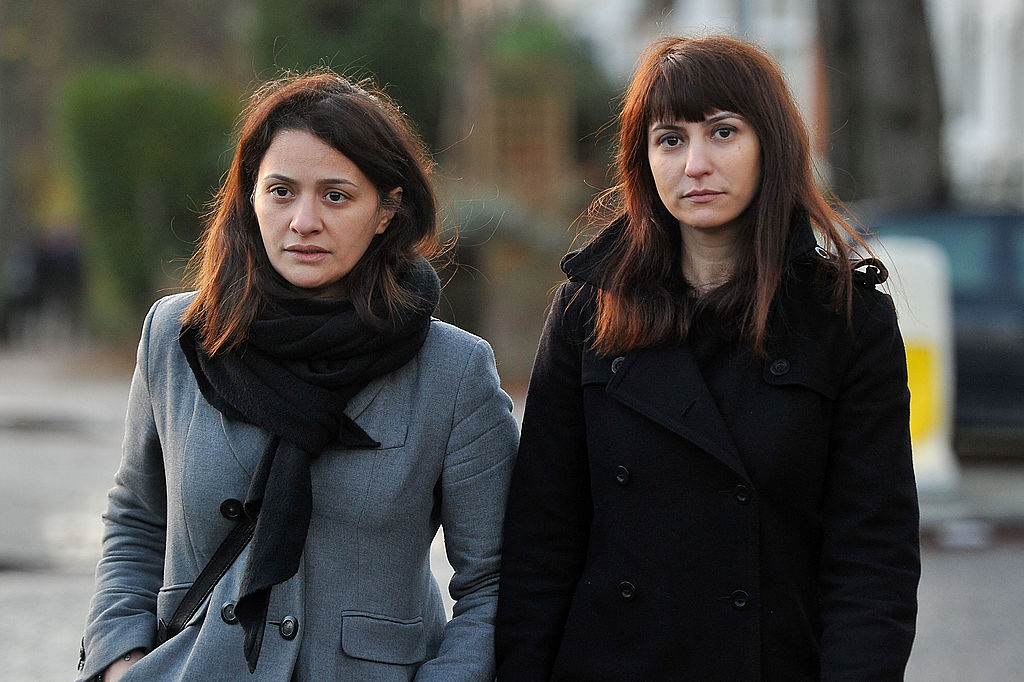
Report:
285,245,329,254
683,189,723,204
284,245,329,263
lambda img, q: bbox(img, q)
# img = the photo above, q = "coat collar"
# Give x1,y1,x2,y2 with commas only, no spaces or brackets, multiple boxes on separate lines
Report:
565,208,819,481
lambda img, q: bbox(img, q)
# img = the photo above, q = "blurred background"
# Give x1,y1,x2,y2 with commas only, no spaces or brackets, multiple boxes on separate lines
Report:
5,0,1012,384
1,0,1023,679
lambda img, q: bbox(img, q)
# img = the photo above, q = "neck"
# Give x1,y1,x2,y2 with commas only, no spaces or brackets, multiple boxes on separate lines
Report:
680,226,739,294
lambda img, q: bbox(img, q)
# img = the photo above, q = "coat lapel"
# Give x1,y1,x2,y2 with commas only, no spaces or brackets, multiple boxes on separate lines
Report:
341,366,410,450
605,345,750,481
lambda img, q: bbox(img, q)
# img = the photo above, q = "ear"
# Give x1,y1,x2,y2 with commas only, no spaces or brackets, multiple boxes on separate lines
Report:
376,187,403,234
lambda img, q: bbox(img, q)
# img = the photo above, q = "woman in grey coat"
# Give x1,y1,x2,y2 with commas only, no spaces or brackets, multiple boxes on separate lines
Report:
78,70,519,681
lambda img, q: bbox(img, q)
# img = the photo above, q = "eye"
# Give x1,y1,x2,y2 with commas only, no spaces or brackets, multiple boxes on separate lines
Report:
712,125,737,140
269,186,292,199
658,133,683,148
324,190,348,203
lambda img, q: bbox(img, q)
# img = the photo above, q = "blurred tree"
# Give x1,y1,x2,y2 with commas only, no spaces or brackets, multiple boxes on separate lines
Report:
58,67,235,339
249,0,449,147
1,0,249,342
433,8,618,382
489,11,616,176
0,0,249,233
817,0,948,205
439,8,616,215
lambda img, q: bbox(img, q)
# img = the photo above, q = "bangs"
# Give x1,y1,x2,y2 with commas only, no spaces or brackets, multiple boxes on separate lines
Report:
645,52,749,126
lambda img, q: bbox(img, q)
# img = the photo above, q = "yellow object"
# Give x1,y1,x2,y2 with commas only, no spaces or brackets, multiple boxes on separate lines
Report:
904,344,938,441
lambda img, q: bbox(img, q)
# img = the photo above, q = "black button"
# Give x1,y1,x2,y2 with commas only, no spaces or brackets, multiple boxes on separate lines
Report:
221,602,238,624
610,356,625,373
769,359,790,376
734,485,751,504
618,581,636,600
615,465,630,485
730,590,750,610
279,616,298,640
220,499,243,519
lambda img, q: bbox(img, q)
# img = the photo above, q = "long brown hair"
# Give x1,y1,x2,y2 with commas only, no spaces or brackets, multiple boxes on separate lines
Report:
589,35,866,356
183,69,440,355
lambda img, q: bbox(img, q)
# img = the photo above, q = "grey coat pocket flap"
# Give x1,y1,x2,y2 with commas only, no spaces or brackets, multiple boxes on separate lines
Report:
156,582,209,630
340,611,426,665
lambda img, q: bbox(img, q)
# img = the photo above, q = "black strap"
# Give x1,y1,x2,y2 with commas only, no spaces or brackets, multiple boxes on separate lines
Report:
162,517,256,642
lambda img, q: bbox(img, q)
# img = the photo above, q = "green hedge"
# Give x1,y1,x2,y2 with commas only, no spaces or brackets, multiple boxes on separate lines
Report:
58,66,235,339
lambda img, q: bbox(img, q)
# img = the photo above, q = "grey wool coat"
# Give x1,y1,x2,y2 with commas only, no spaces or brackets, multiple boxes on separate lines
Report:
78,292,519,681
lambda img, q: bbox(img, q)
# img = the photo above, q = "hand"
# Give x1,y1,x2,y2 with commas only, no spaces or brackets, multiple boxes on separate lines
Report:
102,649,146,682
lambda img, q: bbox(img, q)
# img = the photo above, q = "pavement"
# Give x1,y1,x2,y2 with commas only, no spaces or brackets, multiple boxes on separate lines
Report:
920,461,1024,549
1,342,1023,679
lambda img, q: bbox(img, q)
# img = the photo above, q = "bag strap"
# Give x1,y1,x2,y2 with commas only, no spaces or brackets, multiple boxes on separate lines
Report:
162,516,256,642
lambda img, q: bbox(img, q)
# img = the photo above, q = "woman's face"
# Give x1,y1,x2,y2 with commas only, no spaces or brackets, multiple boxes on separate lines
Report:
253,128,398,297
647,110,761,237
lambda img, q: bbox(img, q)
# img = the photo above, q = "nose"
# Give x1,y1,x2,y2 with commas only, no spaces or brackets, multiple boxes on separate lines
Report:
684,140,712,177
289,196,323,236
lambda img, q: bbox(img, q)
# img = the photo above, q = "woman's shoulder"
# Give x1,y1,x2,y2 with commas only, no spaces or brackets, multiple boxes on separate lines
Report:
145,291,197,328
789,251,894,304
550,279,597,342
136,291,197,355
784,257,899,345
421,318,493,366
412,319,504,394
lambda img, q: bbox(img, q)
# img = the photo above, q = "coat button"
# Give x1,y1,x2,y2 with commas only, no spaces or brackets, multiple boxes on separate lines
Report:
618,581,636,601
278,616,299,640
220,498,243,519
610,356,626,373
614,465,630,485
734,485,751,504
730,590,750,610
221,602,238,624
769,358,791,376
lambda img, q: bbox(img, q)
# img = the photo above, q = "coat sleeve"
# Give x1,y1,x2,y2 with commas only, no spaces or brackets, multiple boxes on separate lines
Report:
414,336,520,681
494,282,594,680
818,287,921,680
78,299,170,681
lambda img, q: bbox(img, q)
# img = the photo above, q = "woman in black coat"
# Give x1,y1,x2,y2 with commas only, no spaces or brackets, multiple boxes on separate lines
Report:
495,35,920,681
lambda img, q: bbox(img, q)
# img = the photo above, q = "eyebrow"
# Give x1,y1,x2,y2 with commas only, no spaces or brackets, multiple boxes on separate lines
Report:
262,173,358,188
649,111,743,132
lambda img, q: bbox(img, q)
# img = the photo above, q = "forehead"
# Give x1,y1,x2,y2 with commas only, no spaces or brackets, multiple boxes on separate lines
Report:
260,129,351,168
257,128,374,187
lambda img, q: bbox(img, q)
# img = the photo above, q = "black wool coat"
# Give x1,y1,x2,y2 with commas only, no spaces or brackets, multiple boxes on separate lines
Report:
495,217,920,681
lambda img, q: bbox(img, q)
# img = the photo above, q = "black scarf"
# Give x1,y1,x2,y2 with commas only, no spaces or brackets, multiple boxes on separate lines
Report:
179,258,440,672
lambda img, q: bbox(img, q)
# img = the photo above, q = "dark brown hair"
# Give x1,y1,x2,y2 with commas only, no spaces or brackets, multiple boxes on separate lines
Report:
183,69,440,355
589,35,867,355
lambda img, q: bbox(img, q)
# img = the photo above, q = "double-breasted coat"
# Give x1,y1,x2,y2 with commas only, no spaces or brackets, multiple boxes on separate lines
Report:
495,217,920,680
79,292,519,681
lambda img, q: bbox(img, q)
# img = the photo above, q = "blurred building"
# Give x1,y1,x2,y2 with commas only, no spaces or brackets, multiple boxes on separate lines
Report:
544,0,1024,208
927,0,1024,207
